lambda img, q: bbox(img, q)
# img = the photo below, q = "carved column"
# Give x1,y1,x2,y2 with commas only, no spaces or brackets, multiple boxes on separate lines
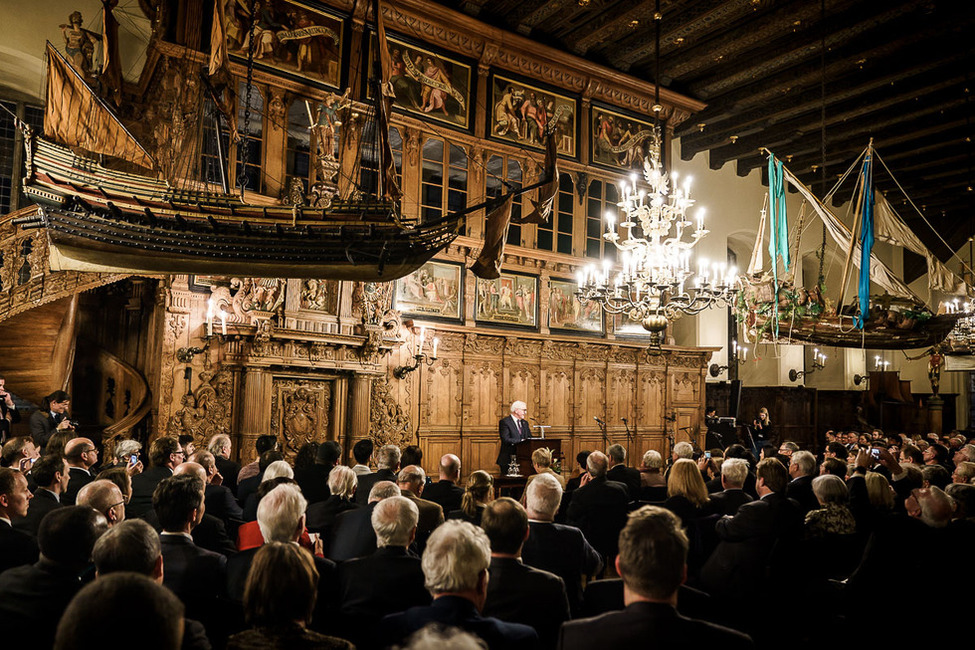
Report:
264,88,288,199
348,373,372,442
331,375,349,449
401,127,421,222
238,366,272,465
474,61,490,145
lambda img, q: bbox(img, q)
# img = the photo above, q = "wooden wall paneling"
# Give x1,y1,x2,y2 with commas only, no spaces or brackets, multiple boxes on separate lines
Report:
508,362,541,430
269,376,333,461
541,362,575,429
422,436,460,479
607,364,637,459
464,358,503,429
238,367,272,465
423,357,464,432
577,363,607,457
468,437,502,476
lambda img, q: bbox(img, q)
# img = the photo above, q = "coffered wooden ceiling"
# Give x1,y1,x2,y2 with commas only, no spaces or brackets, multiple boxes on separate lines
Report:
435,0,975,277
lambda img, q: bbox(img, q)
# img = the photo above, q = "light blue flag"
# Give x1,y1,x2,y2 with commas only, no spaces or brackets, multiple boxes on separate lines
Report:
854,153,874,329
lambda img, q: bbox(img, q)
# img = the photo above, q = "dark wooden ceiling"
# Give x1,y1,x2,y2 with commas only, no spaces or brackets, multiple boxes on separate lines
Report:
435,0,975,277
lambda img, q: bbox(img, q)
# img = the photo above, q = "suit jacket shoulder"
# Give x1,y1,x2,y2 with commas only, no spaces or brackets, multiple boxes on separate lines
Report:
0,521,40,573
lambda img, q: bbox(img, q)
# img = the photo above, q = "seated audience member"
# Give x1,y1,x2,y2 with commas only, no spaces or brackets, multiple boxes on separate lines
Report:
228,542,353,650
565,451,591,493
953,460,975,484
336,495,431,648
109,438,143,471
241,457,292,520
329,480,401,561
29,390,73,452
296,440,340,506
397,626,486,650
0,466,38,571
292,441,320,492
97,466,134,502
786,450,819,515
777,441,798,463
423,453,467,511
380,520,537,650
482,497,569,650
91,519,210,650
946,483,975,519
227,483,336,633
663,458,712,523
234,476,306,552
351,438,374,476
803,474,856,538
401,445,424,471
820,457,847,478
43,430,73,462
129,436,184,519
824,441,849,461
558,506,753,650
193,450,244,523
1,436,39,470
567,451,629,564
921,463,951,490
953,443,975,467
899,443,924,466
449,470,494,525
54,573,187,650
523,447,566,493
237,434,278,486
76,479,126,527
356,444,401,505
178,435,197,460
306,464,359,537
708,458,754,516
13,454,67,538
0,506,109,647
397,465,444,553
521,473,602,617
155,462,238,558
62,437,99,505
208,434,240,496
923,442,951,469
715,445,758,496
637,449,667,501
154,474,227,629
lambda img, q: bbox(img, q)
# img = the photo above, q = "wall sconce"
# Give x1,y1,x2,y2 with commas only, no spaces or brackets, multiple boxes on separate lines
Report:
709,340,748,377
393,325,440,379
853,373,870,386
789,348,827,382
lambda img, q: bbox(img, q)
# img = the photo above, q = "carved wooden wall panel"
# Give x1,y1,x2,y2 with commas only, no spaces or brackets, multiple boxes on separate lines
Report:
636,368,666,433
464,360,503,428
423,358,463,431
543,365,574,428
576,365,606,428
507,363,540,424
269,377,333,461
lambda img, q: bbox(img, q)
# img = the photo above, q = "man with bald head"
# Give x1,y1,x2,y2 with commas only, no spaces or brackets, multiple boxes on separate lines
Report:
62,437,99,505
397,465,444,554
77,479,126,527
422,453,465,512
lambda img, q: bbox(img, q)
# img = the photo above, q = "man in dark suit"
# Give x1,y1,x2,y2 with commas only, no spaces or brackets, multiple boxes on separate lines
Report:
482,497,569,650
558,505,753,650
381,519,537,650
337,495,431,648
226,483,336,633
566,451,630,563
128,435,184,519
1,436,38,471
155,474,227,640
708,458,755,516
208,433,240,497
699,458,802,603
397,465,444,554
497,400,531,474
236,450,284,512
606,444,641,499
786,450,819,515
329,480,401,561
422,453,465,513
0,467,38,573
522,472,602,617
28,390,73,452
14,455,67,538
355,443,401,506
192,450,243,523
0,375,21,443
295,440,340,505
62,437,99,505
0,506,109,647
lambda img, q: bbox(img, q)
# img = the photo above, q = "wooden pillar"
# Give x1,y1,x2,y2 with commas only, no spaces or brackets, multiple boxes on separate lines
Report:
238,366,272,465
331,374,349,454
263,87,288,199
348,373,373,441
927,395,943,434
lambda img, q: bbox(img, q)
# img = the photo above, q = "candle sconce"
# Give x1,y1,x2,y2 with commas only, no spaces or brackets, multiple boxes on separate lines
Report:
393,324,440,380
789,348,827,382
709,341,748,377
853,373,870,386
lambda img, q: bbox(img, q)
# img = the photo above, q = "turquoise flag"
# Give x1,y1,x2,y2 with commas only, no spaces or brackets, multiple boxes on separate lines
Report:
854,153,874,329
767,155,789,335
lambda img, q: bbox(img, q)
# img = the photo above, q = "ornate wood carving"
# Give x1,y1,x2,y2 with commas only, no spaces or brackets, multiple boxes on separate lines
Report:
270,379,332,460
370,377,412,447
166,362,235,446
298,279,337,312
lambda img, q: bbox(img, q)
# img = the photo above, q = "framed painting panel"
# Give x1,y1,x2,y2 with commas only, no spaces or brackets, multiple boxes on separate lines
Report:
369,33,473,130
613,311,659,338
475,272,538,328
489,73,577,158
394,261,464,321
549,278,604,334
225,0,344,89
590,104,660,172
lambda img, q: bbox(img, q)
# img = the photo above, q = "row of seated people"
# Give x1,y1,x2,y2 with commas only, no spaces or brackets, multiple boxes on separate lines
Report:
2,427,975,649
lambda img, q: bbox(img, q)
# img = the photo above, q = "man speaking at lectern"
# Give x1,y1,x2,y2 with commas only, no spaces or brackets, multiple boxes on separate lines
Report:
497,401,531,474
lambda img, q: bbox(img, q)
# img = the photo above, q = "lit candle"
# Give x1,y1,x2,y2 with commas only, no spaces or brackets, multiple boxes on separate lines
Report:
606,210,615,234
432,337,440,358
206,299,214,337
696,208,705,232
742,347,748,362
418,326,426,355
219,309,227,336
577,271,585,290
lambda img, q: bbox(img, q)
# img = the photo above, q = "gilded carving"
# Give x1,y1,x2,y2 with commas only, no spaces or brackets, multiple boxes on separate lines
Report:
270,380,331,461
230,278,287,315
464,332,505,355
370,377,412,447
251,318,274,356
405,128,420,167
166,362,234,446
506,338,542,358
353,281,398,332
299,279,335,311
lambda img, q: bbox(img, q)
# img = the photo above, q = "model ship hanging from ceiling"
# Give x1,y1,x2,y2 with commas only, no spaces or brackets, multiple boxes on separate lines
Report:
737,141,971,350
13,0,554,281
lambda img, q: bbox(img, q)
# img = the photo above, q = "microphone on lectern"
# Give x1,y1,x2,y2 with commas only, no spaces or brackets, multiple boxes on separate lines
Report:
594,416,605,426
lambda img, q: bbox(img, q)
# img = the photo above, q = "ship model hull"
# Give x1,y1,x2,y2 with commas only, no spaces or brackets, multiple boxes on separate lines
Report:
20,139,460,280
750,312,964,350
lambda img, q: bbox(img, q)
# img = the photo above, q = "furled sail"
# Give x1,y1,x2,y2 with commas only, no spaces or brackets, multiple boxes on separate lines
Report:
374,0,402,203
517,132,559,225
470,195,515,279
873,191,967,294
44,43,155,171
780,165,920,302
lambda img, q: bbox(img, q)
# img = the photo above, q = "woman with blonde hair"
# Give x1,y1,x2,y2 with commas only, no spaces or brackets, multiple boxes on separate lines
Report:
664,458,711,523
448,470,494,526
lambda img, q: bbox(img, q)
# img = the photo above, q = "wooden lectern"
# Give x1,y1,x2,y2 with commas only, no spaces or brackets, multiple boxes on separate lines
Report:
514,438,562,478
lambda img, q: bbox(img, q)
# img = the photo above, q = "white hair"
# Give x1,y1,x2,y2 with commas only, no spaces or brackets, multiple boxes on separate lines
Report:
398,465,426,489
607,444,626,465
262,460,294,482
421,520,490,594
526,472,562,519
586,451,608,478
257,484,307,542
510,401,527,413
791,450,817,476
376,444,402,470
398,626,485,650
642,449,663,470
371,496,419,548
327,465,357,499
207,434,231,456
673,442,693,459
368,480,401,503
114,439,142,462
721,458,749,487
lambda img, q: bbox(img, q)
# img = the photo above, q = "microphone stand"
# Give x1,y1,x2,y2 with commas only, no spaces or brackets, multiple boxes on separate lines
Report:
621,418,632,441
595,417,607,447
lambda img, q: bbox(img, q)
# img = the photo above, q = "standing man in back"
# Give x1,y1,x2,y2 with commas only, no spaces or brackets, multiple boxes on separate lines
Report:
498,401,531,475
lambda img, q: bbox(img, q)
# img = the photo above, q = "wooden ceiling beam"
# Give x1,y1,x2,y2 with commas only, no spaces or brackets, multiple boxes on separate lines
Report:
562,0,655,55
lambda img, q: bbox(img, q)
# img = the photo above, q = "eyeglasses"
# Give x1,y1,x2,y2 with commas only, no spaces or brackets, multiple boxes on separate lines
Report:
83,447,98,454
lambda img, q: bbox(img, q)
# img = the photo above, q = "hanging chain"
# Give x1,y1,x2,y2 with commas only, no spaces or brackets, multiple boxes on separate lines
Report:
237,0,259,198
